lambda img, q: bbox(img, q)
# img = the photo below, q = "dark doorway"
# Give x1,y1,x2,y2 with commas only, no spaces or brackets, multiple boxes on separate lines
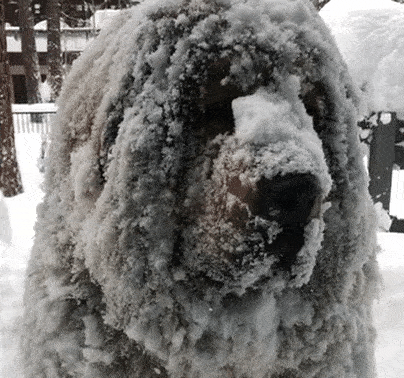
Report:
363,113,404,232
12,75,28,103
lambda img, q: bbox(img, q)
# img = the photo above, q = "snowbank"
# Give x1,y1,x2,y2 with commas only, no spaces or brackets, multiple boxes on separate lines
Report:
0,134,44,378
322,3,404,116
374,232,404,378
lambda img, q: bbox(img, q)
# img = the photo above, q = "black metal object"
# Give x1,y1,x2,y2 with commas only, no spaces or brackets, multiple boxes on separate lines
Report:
361,112,404,232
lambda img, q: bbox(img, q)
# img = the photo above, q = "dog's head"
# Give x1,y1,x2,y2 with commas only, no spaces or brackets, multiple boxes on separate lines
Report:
34,0,379,377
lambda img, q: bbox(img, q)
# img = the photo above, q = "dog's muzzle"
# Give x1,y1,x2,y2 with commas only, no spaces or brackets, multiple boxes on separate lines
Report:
179,87,332,291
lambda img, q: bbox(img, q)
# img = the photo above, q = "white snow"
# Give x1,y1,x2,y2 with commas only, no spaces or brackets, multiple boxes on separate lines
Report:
390,169,404,219
231,86,331,191
12,104,57,114
321,1,404,116
91,10,121,30
34,19,72,30
1,134,44,378
374,232,404,378
322,0,401,13
33,11,120,31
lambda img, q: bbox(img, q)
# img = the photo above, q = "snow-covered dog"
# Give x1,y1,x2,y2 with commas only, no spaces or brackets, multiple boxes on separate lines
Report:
23,1,380,377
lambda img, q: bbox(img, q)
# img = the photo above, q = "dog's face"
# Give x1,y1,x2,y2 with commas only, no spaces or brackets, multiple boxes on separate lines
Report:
178,88,329,288
25,1,379,377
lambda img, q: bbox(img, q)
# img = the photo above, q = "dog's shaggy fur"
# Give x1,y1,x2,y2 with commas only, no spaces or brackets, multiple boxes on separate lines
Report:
23,1,380,377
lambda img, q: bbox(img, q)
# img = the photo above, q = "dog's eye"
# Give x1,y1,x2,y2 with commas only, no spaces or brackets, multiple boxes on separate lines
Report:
196,59,243,140
199,101,236,140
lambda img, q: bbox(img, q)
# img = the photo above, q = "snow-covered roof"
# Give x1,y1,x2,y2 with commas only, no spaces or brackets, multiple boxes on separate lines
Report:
32,10,121,31
12,103,57,114
34,19,71,30
90,9,121,29
6,26,97,53
322,3,404,116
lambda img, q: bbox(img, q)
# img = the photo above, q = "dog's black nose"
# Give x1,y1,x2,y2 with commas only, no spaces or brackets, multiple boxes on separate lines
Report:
253,173,319,225
229,173,320,270
229,173,319,225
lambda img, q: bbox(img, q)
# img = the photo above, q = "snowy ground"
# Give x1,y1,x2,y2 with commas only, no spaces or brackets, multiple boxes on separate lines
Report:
1,129,404,377
1,134,44,378
374,232,404,378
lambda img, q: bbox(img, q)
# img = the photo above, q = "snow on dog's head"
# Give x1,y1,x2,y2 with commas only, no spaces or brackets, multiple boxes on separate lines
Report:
23,1,379,377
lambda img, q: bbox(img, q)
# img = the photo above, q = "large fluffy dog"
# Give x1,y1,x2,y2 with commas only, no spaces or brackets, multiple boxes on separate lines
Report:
23,1,380,377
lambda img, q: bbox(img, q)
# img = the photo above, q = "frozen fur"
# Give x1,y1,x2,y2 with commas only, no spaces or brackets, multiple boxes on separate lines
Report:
23,1,379,377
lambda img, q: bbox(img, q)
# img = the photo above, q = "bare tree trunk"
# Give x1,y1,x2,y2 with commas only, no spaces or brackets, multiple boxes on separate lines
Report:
0,0,23,197
47,0,63,101
17,0,42,104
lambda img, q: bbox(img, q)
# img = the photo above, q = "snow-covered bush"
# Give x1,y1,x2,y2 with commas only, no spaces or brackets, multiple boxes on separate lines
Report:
322,5,404,117
22,0,379,377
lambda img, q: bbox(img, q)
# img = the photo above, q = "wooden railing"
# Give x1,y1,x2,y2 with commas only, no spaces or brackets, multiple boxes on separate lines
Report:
12,103,57,134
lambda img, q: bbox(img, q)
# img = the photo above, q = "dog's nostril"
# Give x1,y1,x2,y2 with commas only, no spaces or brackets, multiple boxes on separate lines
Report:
201,101,236,140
